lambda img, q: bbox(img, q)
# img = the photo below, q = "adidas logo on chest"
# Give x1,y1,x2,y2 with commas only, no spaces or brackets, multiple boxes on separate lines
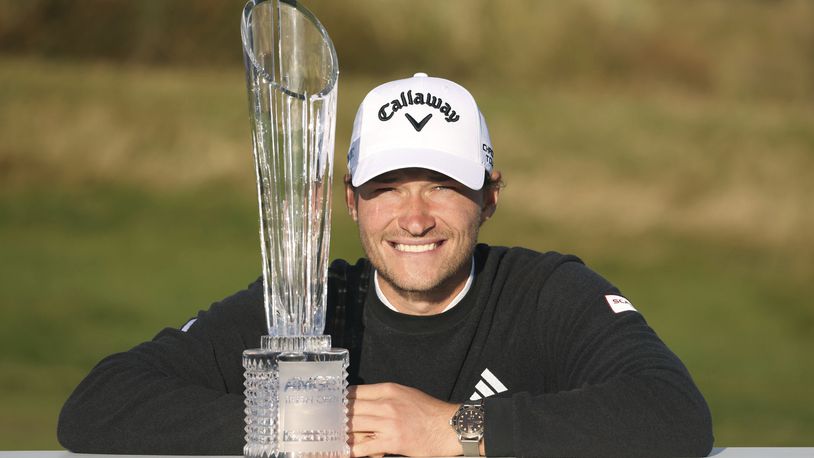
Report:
469,368,508,400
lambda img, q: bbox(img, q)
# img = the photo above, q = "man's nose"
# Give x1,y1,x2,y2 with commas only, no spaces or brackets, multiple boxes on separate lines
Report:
397,194,436,236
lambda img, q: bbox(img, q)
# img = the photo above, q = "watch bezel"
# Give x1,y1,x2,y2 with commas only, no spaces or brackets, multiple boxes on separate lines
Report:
451,402,485,439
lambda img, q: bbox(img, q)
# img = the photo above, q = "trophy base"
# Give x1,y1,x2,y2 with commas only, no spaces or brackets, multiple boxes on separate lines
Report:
244,335,349,458
261,335,331,352
243,446,348,458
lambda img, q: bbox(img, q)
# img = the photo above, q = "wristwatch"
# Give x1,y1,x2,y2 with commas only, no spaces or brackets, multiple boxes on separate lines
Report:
450,399,485,456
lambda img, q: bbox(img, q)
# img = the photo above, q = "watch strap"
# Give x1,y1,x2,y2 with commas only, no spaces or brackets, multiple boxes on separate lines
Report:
461,437,480,456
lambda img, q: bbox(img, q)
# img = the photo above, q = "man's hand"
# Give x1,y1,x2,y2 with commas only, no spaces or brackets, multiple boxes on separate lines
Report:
347,383,462,457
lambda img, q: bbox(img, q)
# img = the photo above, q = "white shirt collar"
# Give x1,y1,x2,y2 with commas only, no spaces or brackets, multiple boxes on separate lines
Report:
374,257,476,314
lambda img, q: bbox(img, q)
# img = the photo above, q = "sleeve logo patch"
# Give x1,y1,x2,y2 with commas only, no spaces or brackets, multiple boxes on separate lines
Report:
605,295,637,314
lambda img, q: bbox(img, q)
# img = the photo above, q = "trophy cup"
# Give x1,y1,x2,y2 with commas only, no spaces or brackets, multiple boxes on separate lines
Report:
240,0,347,456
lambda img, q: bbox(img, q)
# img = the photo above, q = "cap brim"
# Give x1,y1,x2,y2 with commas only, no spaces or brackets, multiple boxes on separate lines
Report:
351,148,486,190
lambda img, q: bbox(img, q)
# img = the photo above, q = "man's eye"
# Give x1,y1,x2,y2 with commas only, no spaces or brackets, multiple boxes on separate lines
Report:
434,185,456,192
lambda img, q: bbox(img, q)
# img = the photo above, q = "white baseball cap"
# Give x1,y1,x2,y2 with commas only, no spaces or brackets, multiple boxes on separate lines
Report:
347,73,494,190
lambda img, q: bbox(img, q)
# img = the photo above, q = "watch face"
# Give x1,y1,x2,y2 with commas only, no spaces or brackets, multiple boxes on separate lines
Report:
453,405,484,436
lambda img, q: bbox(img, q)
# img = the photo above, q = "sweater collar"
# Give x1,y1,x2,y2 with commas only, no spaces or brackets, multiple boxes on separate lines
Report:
373,257,476,314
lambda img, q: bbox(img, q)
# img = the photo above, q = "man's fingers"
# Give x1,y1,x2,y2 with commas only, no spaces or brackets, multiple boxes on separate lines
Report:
348,410,401,437
347,413,386,434
350,441,383,458
348,382,399,400
349,432,391,458
348,431,377,445
348,397,395,418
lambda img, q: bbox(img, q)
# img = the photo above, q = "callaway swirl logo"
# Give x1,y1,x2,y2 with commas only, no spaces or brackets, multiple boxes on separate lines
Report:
378,89,460,132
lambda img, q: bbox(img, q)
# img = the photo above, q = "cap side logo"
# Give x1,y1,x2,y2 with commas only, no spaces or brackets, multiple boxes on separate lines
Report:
405,113,432,132
482,144,494,167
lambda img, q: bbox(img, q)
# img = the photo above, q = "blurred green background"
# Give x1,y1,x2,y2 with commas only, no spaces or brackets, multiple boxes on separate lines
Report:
1,0,813,450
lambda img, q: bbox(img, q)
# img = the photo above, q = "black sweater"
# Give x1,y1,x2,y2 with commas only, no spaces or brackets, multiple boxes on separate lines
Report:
58,244,713,456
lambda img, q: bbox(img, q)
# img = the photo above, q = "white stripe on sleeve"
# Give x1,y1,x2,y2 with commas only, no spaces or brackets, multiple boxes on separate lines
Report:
180,318,197,332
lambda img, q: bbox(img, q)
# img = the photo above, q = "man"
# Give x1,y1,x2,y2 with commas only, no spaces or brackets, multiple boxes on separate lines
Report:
58,74,713,457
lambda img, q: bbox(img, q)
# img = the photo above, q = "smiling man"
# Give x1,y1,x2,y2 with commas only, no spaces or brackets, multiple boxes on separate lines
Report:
58,74,714,457
350,168,491,316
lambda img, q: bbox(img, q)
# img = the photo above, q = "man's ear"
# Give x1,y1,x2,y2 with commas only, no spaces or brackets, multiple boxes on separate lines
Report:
344,174,358,222
480,170,501,225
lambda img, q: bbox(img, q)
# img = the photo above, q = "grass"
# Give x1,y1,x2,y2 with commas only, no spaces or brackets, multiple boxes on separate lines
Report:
1,57,812,448
0,186,251,448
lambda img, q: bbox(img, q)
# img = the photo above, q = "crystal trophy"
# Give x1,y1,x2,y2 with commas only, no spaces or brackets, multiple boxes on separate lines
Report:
240,0,347,456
